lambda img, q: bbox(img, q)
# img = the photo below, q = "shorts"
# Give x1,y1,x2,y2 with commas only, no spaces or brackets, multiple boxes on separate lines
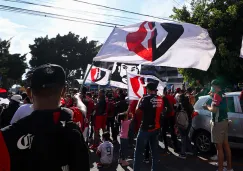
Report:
211,120,228,144
94,115,107,131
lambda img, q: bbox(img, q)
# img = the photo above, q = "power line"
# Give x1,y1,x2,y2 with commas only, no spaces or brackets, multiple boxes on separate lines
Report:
3,0,143,23
36,0,115,12
71,0,175,21
0,5,125,27
0,5,118,28
172,0,181,6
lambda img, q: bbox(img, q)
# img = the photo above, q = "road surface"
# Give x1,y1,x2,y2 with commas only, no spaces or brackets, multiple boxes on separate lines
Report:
89,138,243,171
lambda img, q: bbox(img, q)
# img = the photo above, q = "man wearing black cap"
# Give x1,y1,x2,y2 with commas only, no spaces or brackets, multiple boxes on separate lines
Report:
133,82,164,171
0,64,90,171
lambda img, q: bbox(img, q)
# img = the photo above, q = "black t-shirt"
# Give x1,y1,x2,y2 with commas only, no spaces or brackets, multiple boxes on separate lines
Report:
138,94,164,131
0,103,19,128
95,97,106,116
115,100,128,116
0,108,90,171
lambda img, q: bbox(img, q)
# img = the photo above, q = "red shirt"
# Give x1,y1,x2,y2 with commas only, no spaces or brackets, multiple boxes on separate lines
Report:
69,107,84,132
165,94,176,117
66,98,73,108
240,90,243,101
128,100,138,118
60,98,66,106
85,96,95,119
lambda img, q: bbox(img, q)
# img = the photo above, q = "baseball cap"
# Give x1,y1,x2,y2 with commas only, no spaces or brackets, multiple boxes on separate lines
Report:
176,88,181,92
146,82,157,91
211,79,222,87
28,64,66,89
11,95,22,103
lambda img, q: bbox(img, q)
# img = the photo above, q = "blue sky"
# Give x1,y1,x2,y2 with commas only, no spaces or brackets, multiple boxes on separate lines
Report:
0,0,190,61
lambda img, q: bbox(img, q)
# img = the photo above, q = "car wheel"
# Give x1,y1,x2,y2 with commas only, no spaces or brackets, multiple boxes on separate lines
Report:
194,131,212,153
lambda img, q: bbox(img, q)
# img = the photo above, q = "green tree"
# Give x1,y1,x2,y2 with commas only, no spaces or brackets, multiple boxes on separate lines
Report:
171,0,243,85
0,39,27,88
29,32,100,80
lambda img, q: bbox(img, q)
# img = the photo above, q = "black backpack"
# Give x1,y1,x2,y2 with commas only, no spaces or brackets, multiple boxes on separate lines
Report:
175,109,189,130
162,96,172,117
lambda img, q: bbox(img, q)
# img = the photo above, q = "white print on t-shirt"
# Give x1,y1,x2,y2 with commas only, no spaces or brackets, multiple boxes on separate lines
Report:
17,134,34,150
97,141,114,164
150,97,163,108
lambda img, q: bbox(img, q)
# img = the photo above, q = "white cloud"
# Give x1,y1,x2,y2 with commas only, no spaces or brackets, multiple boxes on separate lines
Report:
0,17,26,38
0,17,47,58
1,0,191,59
29,0,115,41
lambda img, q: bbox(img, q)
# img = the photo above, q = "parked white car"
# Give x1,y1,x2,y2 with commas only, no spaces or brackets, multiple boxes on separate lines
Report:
190,92,243,153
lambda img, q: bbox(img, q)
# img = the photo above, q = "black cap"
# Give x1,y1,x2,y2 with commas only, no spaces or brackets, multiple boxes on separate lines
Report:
28,64,66,89
146,82,157,91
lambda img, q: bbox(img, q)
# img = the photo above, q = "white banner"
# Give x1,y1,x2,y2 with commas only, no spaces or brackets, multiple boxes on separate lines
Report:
110,62,141,89
127,72,166,100
84,64,111,85
93,21,216,71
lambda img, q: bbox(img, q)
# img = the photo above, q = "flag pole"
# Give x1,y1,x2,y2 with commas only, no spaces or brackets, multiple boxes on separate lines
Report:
83,26,116,143
82,26,116,90
81,62,94,90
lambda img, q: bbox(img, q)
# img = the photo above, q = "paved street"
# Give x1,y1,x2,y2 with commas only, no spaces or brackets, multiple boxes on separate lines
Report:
89,139,243,171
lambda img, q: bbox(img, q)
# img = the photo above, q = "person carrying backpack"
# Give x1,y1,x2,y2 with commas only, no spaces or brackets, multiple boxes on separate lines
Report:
161,87,180,153
0,64,90,171
105,92,116,141
175,94,194,159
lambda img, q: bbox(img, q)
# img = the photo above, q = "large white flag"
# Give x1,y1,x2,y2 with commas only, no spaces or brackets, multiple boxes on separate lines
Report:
93,21,216,71
110,62,141,89
127,72,166,100
85,64,111,85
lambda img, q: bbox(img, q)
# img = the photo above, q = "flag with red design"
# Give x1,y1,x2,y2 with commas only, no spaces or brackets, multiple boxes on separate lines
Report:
93,21,216,71
85,64,111,85
127,72,166,100
110,62,141,89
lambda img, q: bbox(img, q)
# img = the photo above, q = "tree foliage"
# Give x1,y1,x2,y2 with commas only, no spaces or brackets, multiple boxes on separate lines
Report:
29,32,100,80
0,39,27,88
171,0,243,85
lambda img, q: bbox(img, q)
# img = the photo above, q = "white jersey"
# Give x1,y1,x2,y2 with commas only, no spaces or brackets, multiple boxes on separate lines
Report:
175,93,181,107
97,141,114,164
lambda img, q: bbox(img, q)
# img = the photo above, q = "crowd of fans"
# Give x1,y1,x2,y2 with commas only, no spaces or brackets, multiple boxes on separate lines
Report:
0,64,234,171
